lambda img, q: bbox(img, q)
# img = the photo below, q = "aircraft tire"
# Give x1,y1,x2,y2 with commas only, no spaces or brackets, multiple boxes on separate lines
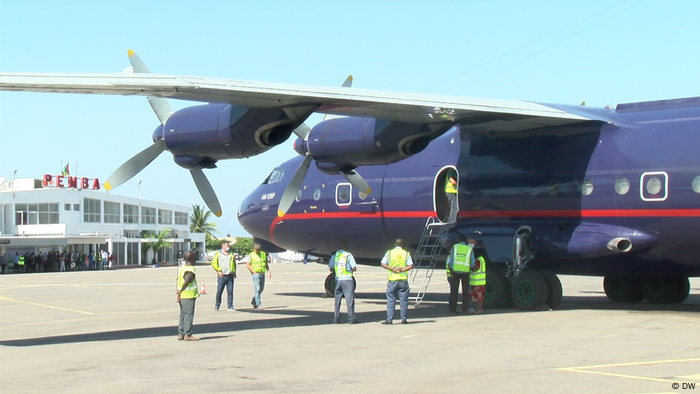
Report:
641,277,679,303
323,274,356,298
540,270,563,309
484,270,511,309
324,273,335,297
603,276,643,302
511,270,549,310
674,276,690,303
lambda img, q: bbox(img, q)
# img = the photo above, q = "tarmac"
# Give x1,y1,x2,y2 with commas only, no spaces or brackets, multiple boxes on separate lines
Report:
1,263,700,394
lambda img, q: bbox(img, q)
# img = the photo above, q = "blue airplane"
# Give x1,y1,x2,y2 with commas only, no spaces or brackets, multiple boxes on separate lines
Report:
1,51,696,310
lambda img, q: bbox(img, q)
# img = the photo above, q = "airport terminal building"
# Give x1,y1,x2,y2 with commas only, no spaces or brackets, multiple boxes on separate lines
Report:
0,173,205,265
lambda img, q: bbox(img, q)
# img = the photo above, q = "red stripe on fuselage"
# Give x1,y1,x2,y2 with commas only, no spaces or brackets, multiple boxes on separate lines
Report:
268,208,700,243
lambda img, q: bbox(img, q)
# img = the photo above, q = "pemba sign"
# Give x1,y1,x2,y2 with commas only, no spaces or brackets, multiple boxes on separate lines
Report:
42,174,101,190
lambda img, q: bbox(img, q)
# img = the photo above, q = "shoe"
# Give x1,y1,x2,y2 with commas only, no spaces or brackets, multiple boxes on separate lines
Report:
449,311,456,316
214,307,219,311
227,308,235,312
466,309,477,315
177,335,184,340
381,320,392,325
255,306,265,310
333,320,339,324
251,299,257,308
401,319,409,325
184,335,199,341
476,310,483,314
349,320,359,324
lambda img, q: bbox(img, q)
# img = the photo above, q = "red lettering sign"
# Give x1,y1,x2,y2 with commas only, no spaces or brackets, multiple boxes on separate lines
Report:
67,176,77,188
91,178,100,190
42,174,53,187
81,177,89,189
55,175,64,188
42,174,101,190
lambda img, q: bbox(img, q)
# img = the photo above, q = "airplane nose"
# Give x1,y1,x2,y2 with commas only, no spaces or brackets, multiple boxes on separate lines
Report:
237,189,274,240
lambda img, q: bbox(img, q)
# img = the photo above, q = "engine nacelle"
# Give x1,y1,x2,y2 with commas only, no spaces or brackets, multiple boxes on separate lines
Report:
155,103,307,169
295,116,450,173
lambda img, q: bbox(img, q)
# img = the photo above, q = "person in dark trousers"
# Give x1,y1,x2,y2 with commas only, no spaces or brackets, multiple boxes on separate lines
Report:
211,241,237,311
176,251,199,341
447,235,476,315
445,168,458,223
329,241,358,324
381,239,413,325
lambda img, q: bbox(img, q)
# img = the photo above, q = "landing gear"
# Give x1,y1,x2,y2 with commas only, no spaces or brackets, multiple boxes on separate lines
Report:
603,276,644,302
511,270,549,310
603,275,690,304
540,270,563,310
484,270,512,309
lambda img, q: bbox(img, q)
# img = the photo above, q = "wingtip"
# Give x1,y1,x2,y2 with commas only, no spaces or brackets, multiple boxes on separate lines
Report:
214,210,222,217
103,181,112,191
127,49,135,57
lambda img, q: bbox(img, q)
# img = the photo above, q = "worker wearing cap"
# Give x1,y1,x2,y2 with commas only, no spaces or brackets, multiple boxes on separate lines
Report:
176,251,199,341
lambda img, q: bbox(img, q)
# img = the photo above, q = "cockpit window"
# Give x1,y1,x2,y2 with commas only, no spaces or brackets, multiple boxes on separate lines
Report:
263,168,285,185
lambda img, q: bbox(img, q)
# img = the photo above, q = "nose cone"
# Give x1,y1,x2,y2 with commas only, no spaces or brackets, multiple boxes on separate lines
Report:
237,187,274,240
292,137,307,156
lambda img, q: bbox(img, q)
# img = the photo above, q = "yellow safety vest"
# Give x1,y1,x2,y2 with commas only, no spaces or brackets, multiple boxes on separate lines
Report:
469,257,486,286
211,251,235,273
249,251,267,273
334,251,353,279
386,248,409,281
18,256,25,266
445,171,457,194
176,265,199,299
451,243,472,273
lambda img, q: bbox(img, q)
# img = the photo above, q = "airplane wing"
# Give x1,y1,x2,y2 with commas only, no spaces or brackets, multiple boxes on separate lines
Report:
0,72,601,132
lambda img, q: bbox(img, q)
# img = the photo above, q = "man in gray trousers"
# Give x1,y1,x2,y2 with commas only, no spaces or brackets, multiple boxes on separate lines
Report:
329,241,358,324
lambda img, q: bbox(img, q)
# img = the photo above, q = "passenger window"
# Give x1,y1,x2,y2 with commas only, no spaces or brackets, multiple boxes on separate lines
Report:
640,172,668,201
336,183,352,206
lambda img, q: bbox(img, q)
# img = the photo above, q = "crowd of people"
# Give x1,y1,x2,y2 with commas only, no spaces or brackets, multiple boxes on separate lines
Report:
0,250,115,274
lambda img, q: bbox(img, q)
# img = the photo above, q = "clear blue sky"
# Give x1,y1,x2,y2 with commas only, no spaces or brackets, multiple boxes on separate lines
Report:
1,0,698,236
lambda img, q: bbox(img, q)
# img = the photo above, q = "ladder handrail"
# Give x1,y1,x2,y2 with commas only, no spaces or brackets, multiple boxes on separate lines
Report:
408,216,449,306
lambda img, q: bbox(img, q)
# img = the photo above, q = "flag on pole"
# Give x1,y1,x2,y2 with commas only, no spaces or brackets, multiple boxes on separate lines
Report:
62,163,69,176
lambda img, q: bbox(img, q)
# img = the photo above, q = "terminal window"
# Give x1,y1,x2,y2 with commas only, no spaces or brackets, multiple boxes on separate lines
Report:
124,204,139,224
175,211,188,225
104,201,120,223
142,207,156,224
158,209,172,225
15,203,59,225
84,198,101,223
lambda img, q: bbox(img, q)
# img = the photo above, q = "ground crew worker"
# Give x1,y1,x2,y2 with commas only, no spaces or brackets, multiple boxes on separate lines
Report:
445,168,458,223
243,242,271,310
211,241,236,312
176,251,199,341
468,243,487,314
17,253,25,273
381,239,413,325
329,241,358,324
447,235,475,315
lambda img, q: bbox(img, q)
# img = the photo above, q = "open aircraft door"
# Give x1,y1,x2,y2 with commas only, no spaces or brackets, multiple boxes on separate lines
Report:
434,166,458,223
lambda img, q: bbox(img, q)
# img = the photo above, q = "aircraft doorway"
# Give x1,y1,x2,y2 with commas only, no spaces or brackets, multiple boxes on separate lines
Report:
434,166,458,223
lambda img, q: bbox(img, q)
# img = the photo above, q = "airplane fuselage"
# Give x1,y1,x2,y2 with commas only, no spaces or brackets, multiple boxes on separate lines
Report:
238,97,700,278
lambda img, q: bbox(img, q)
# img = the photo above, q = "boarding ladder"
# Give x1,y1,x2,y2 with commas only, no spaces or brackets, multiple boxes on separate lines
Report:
408,217,448,306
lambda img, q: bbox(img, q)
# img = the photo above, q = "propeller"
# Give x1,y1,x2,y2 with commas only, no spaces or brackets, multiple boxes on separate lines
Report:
277,75,371,217
104,49,223,217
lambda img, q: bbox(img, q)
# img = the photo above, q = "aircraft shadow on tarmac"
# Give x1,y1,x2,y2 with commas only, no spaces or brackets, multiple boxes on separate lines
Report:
0,304,437,348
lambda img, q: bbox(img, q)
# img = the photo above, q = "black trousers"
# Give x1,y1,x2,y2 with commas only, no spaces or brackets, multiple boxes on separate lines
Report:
449,272,469,312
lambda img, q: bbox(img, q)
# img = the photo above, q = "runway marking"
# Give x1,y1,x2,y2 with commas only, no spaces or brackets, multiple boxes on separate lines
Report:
556,357,700,384
0,296,93,315
677,374,700,381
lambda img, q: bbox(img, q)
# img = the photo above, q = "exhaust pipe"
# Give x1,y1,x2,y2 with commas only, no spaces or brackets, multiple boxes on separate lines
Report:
607,237,632,253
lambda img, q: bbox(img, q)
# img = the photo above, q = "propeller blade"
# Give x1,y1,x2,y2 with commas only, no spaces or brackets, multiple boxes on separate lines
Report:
341,75,353,88
277,155,313,217
341,170,371,200
104,139,166,191
127,49,173,125
190,169,222,217
292,122,311,140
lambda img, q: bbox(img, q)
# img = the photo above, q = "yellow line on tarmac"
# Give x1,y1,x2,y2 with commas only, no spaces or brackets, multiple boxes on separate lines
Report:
0,296,93,315
557,367,675,383
560,357,700,370
556,357,700,384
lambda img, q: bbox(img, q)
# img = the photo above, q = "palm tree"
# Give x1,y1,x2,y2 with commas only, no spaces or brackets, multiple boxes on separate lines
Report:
141,228,173,264
190,204,220,238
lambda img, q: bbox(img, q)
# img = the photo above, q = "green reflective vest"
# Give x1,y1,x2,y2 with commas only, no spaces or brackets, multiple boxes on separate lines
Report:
445,171,457,194
451,243,472,273
249,251,267,273
211,251,235,273
18,256,25,266
177,265,199,299
334,251,353,279
469,257,486,286
385,248,409,281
